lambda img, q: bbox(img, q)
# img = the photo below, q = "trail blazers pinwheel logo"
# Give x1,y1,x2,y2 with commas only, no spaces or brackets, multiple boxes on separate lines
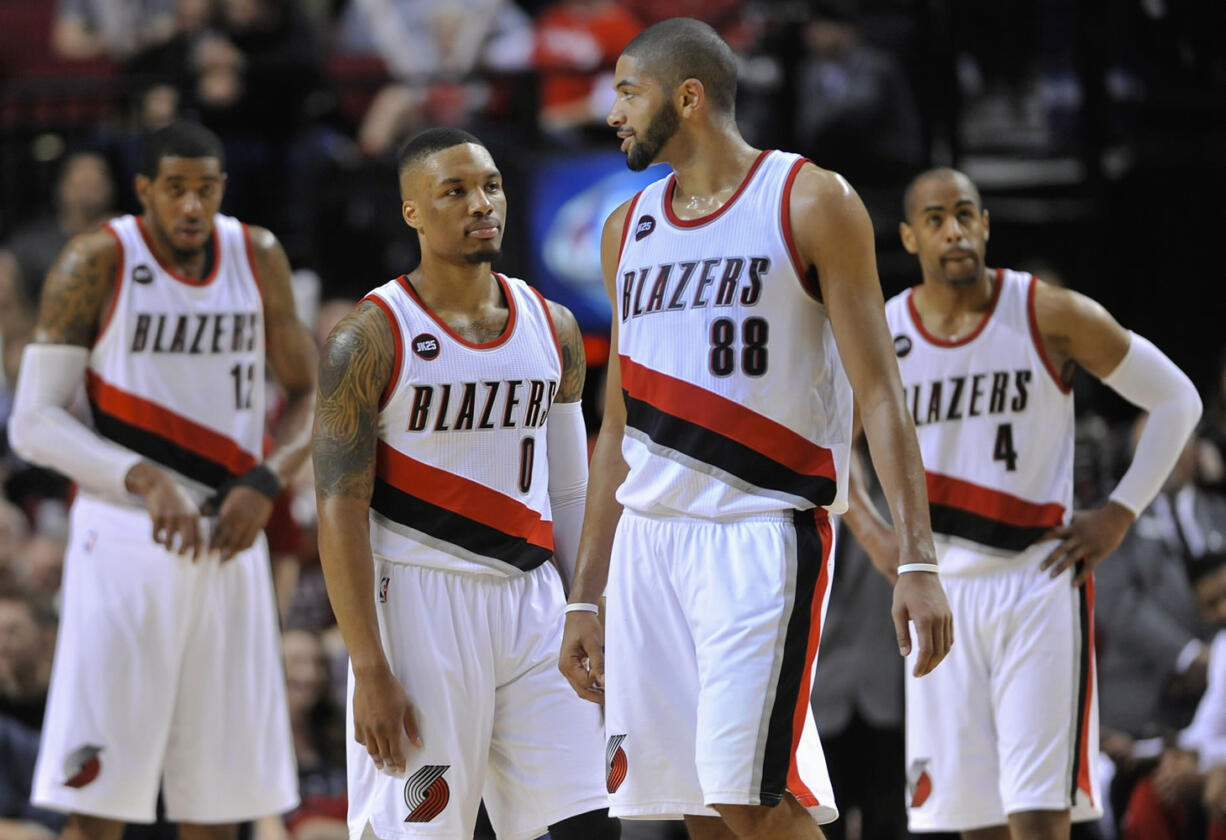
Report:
606,734,628,793
404,764,450,823
907,758,933,807
63,744,103,788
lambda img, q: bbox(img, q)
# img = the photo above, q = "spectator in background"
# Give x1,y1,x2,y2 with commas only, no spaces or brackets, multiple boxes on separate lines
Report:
281,628,346,840
51,0,177,61
0,153,116,383
1201,349,1226,492
339,0,534,157
790,0,922,186
0,502,28,592
533,0,641,139
615,0,745,45
1120,552,1226,840
0,588,56,730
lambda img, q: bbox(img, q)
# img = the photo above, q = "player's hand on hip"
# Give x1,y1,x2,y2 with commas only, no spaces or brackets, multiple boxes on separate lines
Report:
559,611,606,705
353,665,423,775
1040,500,1135,586
205,485,274,562
892,567,953,678
127,461,205,560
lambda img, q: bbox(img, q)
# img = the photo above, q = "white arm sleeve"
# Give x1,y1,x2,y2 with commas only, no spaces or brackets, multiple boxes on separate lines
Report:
9,344,143,501
1102,332,1203,517
546,400,588,594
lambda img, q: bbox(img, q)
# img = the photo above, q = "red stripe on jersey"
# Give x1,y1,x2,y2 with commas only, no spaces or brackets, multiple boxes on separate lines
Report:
780,157,821,300
788,509,832,806
85,371,258,475
1077,577,1097,804
619,355,836,481
925,471,1065,529
662,149,770,228
376,442,554,552
617,190,643,265
96,224,125,346
361,293,403,410
1027,275,1073,394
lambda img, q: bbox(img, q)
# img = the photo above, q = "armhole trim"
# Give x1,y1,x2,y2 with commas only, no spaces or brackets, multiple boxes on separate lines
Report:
1027,275,1073,393
361,293,404,410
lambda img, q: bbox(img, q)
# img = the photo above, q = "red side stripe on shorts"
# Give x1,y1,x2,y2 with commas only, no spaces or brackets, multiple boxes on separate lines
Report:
787,509,832,806
1076,576,1096,805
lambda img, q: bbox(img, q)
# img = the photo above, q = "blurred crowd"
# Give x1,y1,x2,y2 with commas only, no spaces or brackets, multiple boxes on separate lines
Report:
1,0,1225,839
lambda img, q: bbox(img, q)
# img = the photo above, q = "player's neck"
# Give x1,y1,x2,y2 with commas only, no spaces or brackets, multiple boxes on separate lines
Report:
408,260,501,318
666,129,760,204
917,267,995,316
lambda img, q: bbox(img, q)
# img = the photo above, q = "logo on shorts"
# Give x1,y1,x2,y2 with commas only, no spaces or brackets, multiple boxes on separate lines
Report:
404,764,450,822
132,264,154,285
412,334,440,360
907,758,932,807
378,576,390,603
894,334,913,358
63,744,103,788
634,215,656,241
606,734,628,793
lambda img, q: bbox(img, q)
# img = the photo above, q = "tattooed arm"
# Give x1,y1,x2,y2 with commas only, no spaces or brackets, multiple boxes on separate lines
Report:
10,231,204,554
546,300,586,404
313,300,421,774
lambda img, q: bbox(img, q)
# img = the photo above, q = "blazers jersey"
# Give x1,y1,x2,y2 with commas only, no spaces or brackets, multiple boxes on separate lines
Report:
884,268,1074,571
614,149,852,519
88,214,265,507
364,273,563,576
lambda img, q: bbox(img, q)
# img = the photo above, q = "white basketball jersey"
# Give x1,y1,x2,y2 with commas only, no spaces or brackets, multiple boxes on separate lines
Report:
364,273,562,576
89,214,265,506
614,150,852,518
883,269,1074,567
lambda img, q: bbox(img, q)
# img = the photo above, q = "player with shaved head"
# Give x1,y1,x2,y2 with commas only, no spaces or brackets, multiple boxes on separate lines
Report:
313,127,618,840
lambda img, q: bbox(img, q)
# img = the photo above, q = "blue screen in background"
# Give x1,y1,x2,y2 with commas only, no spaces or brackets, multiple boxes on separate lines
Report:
527,152,668,332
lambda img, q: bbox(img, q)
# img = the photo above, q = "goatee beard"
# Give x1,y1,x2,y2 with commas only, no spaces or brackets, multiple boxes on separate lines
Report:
464,248,501,265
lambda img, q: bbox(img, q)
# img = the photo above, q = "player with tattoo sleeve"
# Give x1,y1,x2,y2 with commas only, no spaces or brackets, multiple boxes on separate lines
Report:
312,127,617,840
9,121,316,838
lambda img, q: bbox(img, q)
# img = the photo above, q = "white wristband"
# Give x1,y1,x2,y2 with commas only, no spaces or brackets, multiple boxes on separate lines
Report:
565,602,600,614
897,563,940,574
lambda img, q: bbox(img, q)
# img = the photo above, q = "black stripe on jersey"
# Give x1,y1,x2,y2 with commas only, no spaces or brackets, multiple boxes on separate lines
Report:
90,403,235,489
1069,571,1091,803
623,393,836,507
759,509,824,805
929,503,1051,552
370,477,551,572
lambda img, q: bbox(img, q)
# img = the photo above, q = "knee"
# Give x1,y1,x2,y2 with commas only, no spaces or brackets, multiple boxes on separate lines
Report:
63,815,125,840
549,808,620,840
714,803,785,840
1008,809,1070,840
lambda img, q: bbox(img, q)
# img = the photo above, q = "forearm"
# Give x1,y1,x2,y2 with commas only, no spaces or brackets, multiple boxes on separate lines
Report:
842,444,895,561
317,497,387,676
264,384,316,487
568,423,627,604
859,389,936,560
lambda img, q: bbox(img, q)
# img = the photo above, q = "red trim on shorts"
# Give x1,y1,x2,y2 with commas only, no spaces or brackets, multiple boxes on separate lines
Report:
95,223,125,346
1027,275,1074,393
360,292,403,410
787,508,832,806
908,267,1003,348
1076,576,1096,805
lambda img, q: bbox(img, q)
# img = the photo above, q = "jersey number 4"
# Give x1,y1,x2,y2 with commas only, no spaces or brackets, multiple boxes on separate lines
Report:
993,422,1019,471
709,317,769,377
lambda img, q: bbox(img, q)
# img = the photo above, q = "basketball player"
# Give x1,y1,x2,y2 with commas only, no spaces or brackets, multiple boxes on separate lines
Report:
312,127,617,840
557,17,953,840
842,167,1203,840
7,121,315,838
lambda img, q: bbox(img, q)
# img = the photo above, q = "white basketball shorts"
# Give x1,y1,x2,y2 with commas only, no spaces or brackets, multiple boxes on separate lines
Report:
603,508,838,824
347,558,606,840
905,544,1101,832
32,494,298,823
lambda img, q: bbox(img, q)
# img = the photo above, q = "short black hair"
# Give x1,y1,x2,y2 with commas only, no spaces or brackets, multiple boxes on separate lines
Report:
902,167,982,221
139,121,225,178
623,18,738,115
397,127,486,179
